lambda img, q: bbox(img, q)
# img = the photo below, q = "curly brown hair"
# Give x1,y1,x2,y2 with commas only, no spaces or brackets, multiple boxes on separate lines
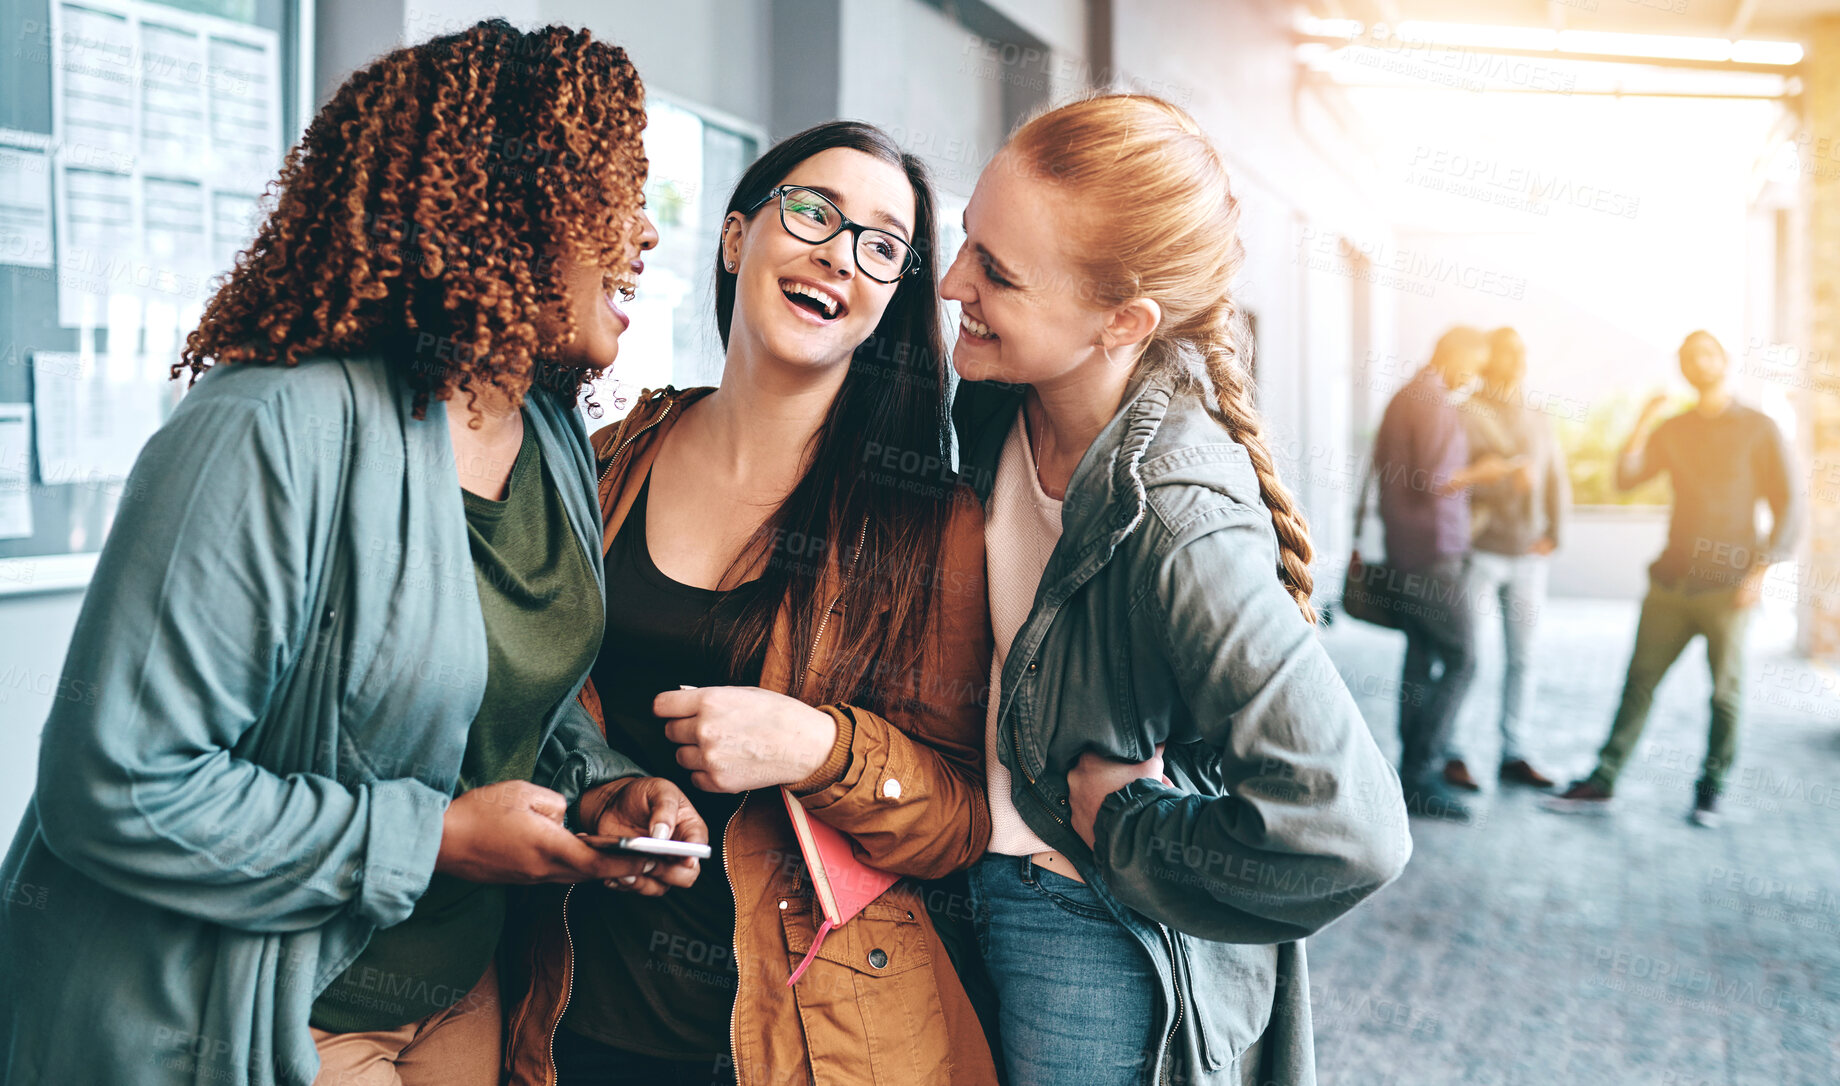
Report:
180,19,647,417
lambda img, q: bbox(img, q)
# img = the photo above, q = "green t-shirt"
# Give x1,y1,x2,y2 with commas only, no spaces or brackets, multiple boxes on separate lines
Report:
311,419,603,1033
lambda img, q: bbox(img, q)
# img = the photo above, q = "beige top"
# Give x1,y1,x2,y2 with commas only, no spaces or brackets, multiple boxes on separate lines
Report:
983,411,1063,860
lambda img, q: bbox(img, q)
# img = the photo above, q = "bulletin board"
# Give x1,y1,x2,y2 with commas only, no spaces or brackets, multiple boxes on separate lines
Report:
0,0,312,594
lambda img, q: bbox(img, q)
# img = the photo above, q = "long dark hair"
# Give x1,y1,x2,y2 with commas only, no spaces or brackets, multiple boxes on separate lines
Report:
712,121,954,709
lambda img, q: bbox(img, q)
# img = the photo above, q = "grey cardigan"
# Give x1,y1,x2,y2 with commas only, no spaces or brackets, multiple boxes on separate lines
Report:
1462,393,1570,556
0,357,640,1085
954,365,1413,1086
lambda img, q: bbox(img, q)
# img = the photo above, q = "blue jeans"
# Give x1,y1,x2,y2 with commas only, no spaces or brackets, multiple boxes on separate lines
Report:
1394,555,1478,786
967,854,1160,1086
1446,550,1548,764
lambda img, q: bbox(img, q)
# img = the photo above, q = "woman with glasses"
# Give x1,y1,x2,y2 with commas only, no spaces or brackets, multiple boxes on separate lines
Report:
945,95,1413,1086
502,121,999,1086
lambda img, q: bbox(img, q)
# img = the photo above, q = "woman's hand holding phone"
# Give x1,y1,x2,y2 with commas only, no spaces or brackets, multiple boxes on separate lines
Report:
433,778,706,893
577,776,709,895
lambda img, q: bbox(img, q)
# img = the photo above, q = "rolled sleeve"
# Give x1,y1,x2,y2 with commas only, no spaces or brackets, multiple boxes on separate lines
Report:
356,778,451,927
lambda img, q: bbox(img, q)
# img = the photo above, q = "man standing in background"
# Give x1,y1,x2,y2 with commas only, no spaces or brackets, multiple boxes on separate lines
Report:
1441,328,1568,794
1373,326,1523,822
1548,331,1800,826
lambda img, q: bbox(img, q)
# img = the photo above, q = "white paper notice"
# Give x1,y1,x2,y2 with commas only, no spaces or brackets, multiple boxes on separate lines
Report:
208,34,281,179
55,166,137,327
31,352,164,484
210,189,261,274
0,405,32,540
143,176,209,303
50,0,283,327
56,3,137,164
0,133,54,269
139,19,208,176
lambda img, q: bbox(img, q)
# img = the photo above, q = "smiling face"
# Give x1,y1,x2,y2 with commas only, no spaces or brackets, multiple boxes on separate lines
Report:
722,147,916,374
940,154,1121,388
547,207,660,372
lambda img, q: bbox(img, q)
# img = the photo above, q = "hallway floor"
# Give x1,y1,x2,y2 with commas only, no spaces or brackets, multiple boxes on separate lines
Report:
1310,598,1840,1086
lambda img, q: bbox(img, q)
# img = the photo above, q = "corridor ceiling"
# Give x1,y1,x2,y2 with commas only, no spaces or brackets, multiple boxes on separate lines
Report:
1305,0,1840,40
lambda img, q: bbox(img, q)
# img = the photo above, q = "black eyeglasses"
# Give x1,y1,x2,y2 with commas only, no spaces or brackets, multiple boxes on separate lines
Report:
743,185,918,284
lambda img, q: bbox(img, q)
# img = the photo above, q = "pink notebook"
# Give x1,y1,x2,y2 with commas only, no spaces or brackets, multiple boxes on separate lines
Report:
779,786,900,985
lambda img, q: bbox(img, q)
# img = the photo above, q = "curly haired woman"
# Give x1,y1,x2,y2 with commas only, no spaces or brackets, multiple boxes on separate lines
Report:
0,20,673,1086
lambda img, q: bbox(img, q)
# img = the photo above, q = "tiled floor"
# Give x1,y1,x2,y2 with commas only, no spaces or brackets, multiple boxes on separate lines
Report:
1310,598,1840,1086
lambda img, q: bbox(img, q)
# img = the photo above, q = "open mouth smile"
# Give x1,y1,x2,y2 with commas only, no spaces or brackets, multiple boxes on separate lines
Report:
779,278,847,322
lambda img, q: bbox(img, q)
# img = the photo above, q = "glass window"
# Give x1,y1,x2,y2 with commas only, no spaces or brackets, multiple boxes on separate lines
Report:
583,99,758,421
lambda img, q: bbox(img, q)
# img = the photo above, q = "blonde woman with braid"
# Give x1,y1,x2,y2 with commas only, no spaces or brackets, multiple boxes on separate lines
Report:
946,94,1413,1086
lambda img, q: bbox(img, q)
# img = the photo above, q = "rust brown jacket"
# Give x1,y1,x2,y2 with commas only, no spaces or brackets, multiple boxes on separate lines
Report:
503,387,999,1086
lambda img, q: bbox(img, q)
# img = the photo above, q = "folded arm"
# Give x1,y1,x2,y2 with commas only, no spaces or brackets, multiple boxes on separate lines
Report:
794,497,994,879
1091,505,1413,943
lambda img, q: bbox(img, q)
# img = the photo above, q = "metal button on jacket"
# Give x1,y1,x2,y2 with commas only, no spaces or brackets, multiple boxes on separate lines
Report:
882,778,902,800
867,948,888,969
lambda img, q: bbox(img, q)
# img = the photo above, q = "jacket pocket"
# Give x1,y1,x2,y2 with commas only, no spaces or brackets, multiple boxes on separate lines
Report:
1175,932,1278,1072
781,893,950,1085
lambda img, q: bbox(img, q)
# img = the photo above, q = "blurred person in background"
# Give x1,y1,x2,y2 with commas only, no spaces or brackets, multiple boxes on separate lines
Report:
1440,327,1569,793
1372,326,1527,822
1548,330,1800,827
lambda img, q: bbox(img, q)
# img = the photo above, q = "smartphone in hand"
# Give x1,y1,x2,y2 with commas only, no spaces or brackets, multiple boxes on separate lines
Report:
577,834,711,861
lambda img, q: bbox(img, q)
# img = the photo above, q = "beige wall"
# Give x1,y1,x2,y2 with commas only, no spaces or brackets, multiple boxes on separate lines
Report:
1805,17,1840,661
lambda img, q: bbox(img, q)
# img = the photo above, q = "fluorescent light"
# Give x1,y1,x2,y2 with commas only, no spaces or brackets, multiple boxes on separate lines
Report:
1331,21,1805,68
1296,15,1363,40
1557,30,1732,62
1732,40,1805,66
1395,21,1559,52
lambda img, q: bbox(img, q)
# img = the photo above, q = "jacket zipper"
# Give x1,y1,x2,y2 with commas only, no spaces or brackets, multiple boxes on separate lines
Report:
1156,925,1184,1084
597,393,675,487
735,517,862,1080
543,396,673,1084
1009,724,1070,832
723,793,749,1086
545,883,577,1086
